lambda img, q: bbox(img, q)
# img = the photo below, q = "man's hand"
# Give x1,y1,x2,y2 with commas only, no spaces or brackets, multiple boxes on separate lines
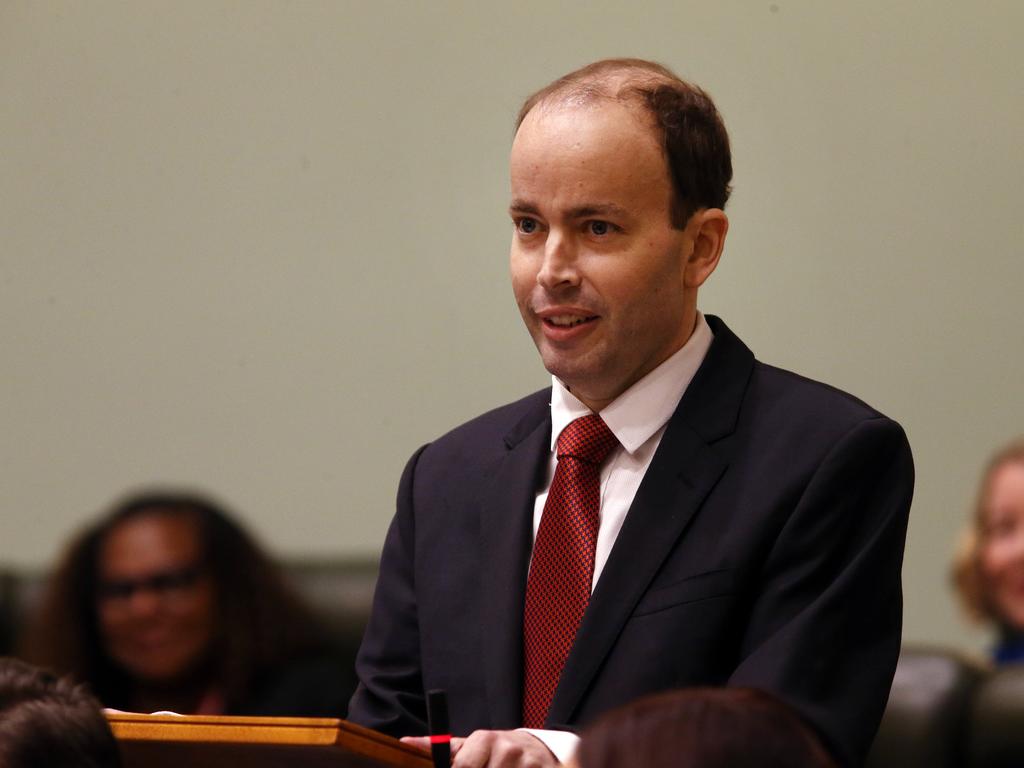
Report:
401,729,560,767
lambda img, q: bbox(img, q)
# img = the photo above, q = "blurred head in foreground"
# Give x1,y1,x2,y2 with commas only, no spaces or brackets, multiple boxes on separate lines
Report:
953,439,1024,659
572,687,837,768
0,657,120,768
20,490,335,715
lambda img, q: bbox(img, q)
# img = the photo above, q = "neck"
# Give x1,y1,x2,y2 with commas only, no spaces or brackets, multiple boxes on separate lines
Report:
126,655,222,714
130,679,216,714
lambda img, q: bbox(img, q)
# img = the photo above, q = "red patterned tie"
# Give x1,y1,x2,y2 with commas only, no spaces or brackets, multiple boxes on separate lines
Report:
522,414,619,728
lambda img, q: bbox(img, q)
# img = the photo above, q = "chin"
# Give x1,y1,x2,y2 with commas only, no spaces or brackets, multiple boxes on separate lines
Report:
540,350,602,385
999,609,1024,635
542,363,591,394
132,663,185,683
118,652,194,684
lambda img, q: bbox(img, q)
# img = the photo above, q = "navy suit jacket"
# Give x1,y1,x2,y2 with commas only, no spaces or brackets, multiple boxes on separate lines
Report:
348,316,914,768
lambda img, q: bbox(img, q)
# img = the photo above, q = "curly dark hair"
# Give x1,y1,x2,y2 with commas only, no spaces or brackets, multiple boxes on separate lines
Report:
0,657,120,768
516,58,733,228
18,491,331,713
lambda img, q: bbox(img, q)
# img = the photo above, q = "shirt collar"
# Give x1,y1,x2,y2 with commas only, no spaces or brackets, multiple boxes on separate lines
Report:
549,312,714,454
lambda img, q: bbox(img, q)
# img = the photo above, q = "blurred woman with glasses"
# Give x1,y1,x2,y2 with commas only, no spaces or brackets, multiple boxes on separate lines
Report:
18,491,350,716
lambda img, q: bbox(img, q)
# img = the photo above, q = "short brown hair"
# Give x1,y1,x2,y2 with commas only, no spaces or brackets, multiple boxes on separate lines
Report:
516,58,732,228
952,438,1024,624
0,657,120,768
575,687,837,768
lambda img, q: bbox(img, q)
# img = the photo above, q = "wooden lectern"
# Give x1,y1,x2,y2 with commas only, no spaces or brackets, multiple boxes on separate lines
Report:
108,713,434,768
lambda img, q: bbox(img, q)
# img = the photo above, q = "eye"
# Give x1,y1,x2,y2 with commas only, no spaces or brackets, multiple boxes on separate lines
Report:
515,217,540,235
587,220,613,236
97,580,135,602
985,516,1017,540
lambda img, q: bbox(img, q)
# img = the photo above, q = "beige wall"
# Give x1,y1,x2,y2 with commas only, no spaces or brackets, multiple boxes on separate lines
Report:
2,1,1022,653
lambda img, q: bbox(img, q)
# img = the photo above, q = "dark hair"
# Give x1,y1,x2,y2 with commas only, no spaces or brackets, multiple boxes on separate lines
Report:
19,490,329,713
0,657,120,768
516,58,732,228
575,688,837,768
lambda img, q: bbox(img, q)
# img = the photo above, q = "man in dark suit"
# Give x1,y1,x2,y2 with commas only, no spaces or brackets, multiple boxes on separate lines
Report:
348,58,913,768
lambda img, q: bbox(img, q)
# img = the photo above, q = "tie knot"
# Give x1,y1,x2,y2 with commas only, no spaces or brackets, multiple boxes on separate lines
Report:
556,415,619,465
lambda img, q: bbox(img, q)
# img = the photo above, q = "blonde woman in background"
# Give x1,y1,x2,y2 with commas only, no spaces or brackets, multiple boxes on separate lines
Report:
953,439,1024,664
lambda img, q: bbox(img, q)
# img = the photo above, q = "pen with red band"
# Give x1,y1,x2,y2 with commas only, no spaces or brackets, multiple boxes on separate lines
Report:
427,689,451,768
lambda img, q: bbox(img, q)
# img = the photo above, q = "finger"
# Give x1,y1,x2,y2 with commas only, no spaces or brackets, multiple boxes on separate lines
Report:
452,731,493,768
450,737,467,756
399,736,431,752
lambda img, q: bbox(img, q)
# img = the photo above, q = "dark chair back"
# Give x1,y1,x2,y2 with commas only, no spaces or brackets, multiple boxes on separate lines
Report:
968,664,1024,768
867,645,989,768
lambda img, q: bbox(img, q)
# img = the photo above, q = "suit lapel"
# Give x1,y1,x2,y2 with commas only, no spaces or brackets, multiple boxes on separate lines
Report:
547,316,754,725
545,420,727,725
479,393,551,729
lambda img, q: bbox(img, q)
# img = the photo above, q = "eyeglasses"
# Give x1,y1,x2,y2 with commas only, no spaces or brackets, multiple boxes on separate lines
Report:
97,565,205,604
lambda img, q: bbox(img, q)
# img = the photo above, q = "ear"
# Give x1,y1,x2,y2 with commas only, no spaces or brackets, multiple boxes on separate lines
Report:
683,209,728,289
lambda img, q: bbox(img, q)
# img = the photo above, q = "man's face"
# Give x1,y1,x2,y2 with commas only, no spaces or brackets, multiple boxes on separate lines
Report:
509,100,697,411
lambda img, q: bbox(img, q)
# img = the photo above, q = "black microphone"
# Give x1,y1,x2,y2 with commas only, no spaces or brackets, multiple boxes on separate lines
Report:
427,689,451,768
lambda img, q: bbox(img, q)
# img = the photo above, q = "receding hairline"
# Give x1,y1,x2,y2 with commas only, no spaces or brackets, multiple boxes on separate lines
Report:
515,58,689,130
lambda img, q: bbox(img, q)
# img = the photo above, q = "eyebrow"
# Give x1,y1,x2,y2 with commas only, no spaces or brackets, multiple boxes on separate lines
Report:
508,200,630,219
568,203,630,219
508,199,541,215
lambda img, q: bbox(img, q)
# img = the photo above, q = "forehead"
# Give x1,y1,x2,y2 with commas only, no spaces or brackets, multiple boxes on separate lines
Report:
510,101,671,213
988,461,1024,506
99,513,202,579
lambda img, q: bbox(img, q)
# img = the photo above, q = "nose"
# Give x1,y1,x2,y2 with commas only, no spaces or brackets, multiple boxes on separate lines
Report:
1010,528,1024,560
536,229,580,290
125,586,162,618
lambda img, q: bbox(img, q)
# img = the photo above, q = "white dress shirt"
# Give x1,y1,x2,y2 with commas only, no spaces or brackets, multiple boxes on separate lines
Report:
521,312,714,762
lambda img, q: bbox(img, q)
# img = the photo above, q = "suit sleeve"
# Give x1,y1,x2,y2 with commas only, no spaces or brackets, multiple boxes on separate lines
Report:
346,445,430,736
726,416,914,768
